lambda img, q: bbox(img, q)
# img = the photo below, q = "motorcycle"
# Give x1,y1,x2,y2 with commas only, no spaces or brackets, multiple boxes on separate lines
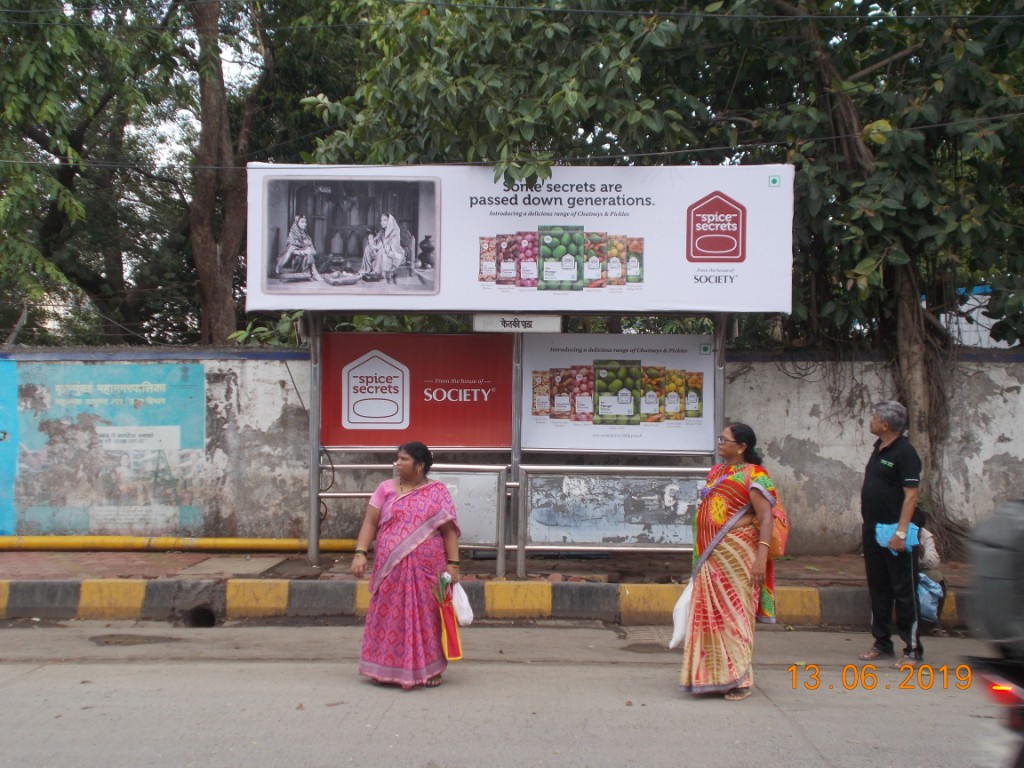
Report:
969,498,1024,767
967,652,1024,767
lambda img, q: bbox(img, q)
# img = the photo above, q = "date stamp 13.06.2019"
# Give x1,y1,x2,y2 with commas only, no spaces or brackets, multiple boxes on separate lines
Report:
788,663,973,691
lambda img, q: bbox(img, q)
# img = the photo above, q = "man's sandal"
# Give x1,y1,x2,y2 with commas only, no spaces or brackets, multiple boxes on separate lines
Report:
893,655,921,669
857,648,893,661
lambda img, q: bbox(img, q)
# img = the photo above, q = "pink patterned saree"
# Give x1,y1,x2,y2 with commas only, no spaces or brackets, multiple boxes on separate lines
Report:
359,479,459,688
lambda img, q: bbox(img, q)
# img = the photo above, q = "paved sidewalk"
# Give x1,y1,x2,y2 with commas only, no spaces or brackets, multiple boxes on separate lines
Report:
0,549,972,630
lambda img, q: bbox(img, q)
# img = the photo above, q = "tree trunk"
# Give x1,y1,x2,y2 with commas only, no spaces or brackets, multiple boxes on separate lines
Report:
895,265,932,487
894,264,966,558
187,0,246,344
786,3,963,556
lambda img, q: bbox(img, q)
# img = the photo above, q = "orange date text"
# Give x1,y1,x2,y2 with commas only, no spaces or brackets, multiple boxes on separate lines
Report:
787,663,973,691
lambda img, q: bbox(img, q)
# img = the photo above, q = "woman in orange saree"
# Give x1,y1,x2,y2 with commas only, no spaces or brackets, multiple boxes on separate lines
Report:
679,422,777,701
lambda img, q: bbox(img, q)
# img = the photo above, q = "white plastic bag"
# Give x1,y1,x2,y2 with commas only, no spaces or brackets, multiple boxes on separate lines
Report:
453,583,474,626
668,581,693,649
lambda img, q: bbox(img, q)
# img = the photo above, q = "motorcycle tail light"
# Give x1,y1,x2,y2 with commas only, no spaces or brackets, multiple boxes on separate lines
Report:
981,674,1024,707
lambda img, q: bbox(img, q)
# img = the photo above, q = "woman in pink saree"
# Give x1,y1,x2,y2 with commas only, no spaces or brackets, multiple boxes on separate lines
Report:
679,422,777,701
351,442,461,689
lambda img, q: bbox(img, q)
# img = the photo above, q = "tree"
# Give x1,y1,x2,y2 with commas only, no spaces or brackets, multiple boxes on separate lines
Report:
184,0,364,342
0,1,361,345
306,0,1024,554
0,1,185,344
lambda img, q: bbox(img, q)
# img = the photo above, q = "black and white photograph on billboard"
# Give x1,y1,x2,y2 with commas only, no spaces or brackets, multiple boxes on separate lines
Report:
261,176,440,294
526,472,701,546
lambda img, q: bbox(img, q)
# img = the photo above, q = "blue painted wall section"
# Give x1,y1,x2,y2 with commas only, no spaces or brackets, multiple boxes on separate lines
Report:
0,360,17,535
15,363,205,535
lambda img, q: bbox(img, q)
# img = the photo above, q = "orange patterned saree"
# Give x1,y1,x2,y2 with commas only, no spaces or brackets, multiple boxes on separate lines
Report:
679,463,777,695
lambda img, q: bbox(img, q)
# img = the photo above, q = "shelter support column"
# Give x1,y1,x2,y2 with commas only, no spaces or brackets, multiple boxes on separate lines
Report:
307,312,323,564
713,313,730,445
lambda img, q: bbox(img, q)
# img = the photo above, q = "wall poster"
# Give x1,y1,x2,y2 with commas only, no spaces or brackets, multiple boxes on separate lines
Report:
524,470,706,547
0,360,16,535
12,363,205,536
521,333,714,454
432,470,504,546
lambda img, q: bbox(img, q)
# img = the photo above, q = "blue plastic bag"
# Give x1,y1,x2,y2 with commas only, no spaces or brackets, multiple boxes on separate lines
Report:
918,572,944,623
875,522,920,555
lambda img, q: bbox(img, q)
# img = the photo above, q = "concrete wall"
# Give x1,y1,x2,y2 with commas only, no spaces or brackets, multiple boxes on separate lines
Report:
2,350,312,540
3,347,1021,555
727,353,1024,554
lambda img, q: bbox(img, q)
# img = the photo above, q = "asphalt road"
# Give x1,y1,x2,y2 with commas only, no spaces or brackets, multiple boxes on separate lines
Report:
0,619,1017,768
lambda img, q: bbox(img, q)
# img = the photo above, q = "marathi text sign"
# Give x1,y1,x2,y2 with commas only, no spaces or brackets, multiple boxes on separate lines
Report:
11,363,205,536
246,164,794,314
321,334,514,449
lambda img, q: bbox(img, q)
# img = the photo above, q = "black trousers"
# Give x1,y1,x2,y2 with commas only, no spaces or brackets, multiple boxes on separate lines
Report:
862,523,922,659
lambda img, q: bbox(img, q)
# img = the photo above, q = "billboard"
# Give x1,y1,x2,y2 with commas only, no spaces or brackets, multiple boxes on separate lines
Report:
320,334,514,449
246,164,794,314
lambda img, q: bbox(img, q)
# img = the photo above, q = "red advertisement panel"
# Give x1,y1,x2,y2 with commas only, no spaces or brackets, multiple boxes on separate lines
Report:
321,334,513,449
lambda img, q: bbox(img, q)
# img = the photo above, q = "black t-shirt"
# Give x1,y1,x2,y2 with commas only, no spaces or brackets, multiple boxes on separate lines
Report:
861,435,922,526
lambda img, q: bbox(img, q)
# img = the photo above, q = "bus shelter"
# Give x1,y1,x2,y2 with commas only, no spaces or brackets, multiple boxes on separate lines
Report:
245,163,795,575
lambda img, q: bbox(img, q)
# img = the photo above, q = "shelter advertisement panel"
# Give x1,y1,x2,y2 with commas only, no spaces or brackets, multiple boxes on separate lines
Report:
521,334,714,454
321,334,514,449
526,472,702,546
246,164,794,313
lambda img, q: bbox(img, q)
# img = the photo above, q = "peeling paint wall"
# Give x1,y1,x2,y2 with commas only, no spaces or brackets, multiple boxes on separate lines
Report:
200,359,312,538
727,355,1024,555
4,351,312,539
3,349,1020,556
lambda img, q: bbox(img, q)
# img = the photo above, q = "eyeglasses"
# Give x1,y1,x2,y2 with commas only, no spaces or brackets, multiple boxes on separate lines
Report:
716,436,740,444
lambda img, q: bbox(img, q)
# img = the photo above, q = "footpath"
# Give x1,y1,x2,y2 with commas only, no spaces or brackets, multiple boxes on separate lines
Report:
0,548,973,631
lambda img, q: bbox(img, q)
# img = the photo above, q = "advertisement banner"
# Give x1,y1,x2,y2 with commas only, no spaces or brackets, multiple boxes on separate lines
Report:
521,334,714,454
321,334,514,449
246,164,793,314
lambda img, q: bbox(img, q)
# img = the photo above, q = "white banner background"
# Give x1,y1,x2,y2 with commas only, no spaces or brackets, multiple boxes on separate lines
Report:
246,164,793,313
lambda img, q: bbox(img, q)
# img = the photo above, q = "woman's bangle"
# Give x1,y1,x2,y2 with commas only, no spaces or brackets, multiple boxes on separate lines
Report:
758,541,770,549
355,549,368,557
447,560,460,567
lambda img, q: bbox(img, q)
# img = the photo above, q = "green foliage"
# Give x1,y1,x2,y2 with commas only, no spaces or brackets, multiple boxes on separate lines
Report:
0,1,188,343
330,314,471,334
229,311,308,346
226,312,471,344
0,1,362,346
309,0,1024,348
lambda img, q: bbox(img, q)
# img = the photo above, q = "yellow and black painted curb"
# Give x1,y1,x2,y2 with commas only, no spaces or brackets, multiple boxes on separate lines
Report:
0,578,963,628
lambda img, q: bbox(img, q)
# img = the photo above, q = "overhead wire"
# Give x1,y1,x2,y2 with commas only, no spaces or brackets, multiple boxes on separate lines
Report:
3,0,1024,25
2,110,1022,173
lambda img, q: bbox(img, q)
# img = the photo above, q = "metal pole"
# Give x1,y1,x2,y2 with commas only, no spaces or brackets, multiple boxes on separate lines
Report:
307,312,323,564
504,332,524,579
714,313,730,446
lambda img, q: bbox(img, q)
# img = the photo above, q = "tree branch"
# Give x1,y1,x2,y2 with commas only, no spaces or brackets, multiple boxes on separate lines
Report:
848,43,925,83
